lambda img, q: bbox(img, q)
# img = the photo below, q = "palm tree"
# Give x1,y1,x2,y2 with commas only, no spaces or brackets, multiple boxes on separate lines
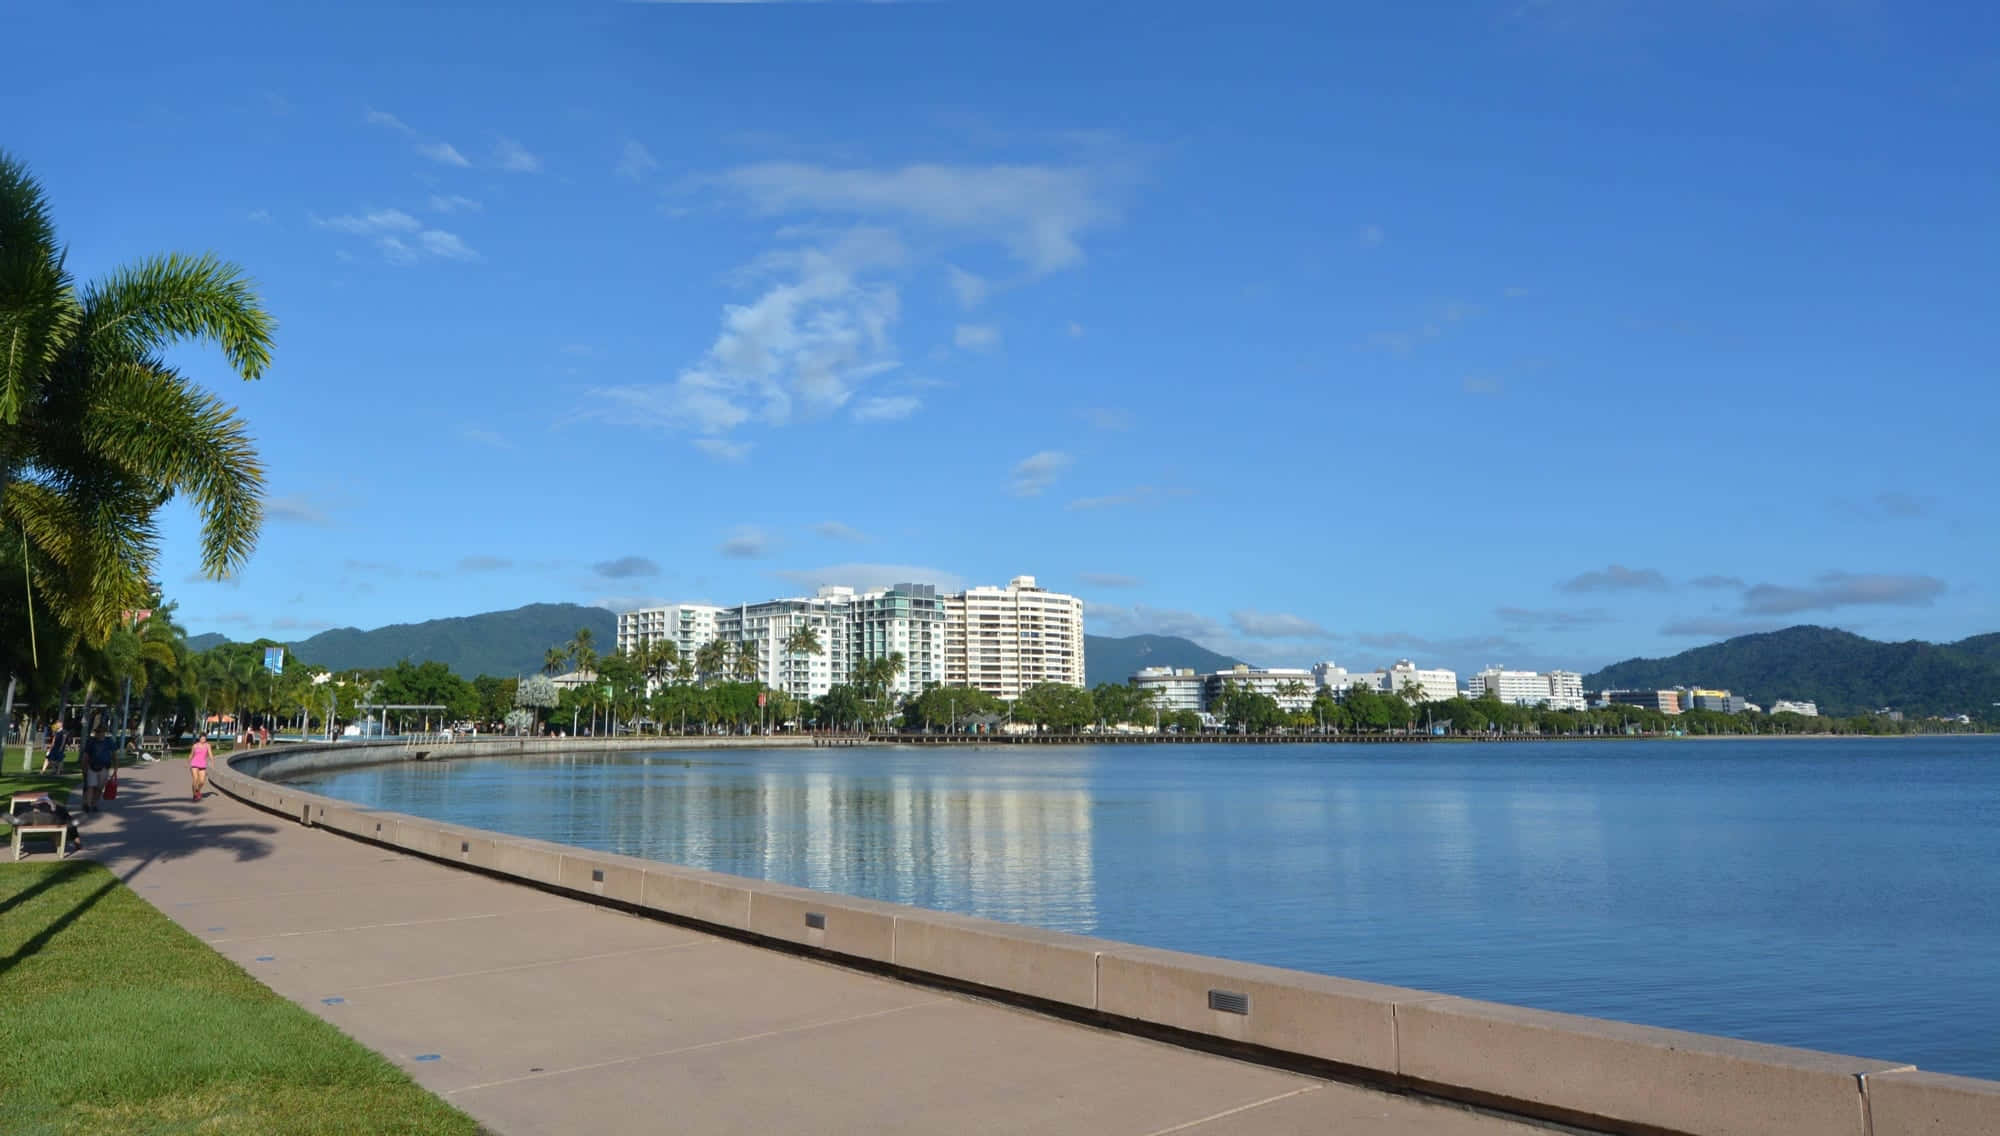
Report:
567,627,597,679
1,152,273,670
694,639,729,687
543,646,568,676
782,625,822,698
731,639,759,684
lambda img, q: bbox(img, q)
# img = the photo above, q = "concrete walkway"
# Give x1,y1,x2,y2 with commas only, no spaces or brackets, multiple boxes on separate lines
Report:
62,760,1548,1135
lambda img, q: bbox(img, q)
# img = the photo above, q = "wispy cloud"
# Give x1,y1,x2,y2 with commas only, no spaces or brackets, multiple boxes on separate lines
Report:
317,208,476,264
1067,321,1085,338
1741,572,1945,615
775,562,965,593
267,495,331,526
595,556,661,580
1662,617,1781,638
851,395,920,422
617,141,660,180
364,109,413,134
947,265,988,309
316,209,421,235
1839,491,1931,520
457,425,512,449
810,521,868,542
693,437,753,462
1067,485,1189,510
1357,223,1386,247
246,208,271,223
1353,630,1519,654
1231,610,1328,639
719,525,774,560
1079,572,1142,589
1690,574,1744,590
1495,606,1614,632
458,555,513,573
1078,407,1132,431
1010,450,1073,496
1462,375,1504,396
1559,564,1669,594
429,194,481,214
493,136,542,173
418,141,471,167
954,323,1000,351
719,159,1120,273
1085,603,1227,645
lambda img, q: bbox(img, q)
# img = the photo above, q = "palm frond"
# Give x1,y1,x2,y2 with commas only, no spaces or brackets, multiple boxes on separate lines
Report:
85,358,264,576
82,251,275,381
0,151,79,425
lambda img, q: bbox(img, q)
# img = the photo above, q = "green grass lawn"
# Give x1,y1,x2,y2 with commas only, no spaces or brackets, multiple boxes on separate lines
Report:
0,861,484,1135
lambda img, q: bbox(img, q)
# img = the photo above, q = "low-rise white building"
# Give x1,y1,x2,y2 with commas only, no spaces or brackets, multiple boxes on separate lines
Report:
1204,665,1317,711
1770,699,1820,717
1311,662,1379,695
1470,667,1584,709
1380,660,1459,703
1132,667,1205,713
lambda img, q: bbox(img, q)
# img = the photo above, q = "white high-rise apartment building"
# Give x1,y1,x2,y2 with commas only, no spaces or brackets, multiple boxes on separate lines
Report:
943,575,1085,699
616,603,724,660
1544,670,1586,711
1311,662,1379,694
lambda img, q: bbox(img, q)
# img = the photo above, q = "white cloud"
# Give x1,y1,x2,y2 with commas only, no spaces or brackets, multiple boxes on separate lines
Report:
693,437,753,462
494,136,542,173
315,209,421,235
585,226,903,439
720,160,1115,273
1010,450,1072,496
246,209,271,223
1741,572,1945,615
364,109,413,134
429,194,481,214
1358,223,1386,247
851,395,920,423
774,563,966,594
1085,603,1227,644
1462,375,1504,396
418,141,471,167
810,521,868,542
719,525,774,559
1067,321,1084,338
954,324,1000,352
1067,485,1189,510
617,141,660,180
1231,610,1329,639
947,264,988,309
418,229,479,261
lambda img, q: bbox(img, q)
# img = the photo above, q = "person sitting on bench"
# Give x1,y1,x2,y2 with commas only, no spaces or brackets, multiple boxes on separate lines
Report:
10,797,83,853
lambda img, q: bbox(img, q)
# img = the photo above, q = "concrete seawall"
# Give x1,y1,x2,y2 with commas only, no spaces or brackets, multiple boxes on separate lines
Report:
214,739,1999,1136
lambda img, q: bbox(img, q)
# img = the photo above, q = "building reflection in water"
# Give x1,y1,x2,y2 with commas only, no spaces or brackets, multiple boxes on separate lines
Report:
304,749,1099,934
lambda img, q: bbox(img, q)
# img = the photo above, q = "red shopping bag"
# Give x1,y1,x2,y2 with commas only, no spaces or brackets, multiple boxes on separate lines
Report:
103,773,118,800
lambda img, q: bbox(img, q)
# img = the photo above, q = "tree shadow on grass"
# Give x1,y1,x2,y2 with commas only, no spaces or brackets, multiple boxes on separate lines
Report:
0,864,122,976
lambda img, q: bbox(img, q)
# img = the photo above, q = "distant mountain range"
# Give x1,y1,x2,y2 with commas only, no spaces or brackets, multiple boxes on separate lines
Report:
1585,626,2000,718
191,604,1248,683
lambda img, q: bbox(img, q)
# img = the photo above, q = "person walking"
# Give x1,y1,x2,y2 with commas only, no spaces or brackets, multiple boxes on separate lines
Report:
40,719,71,774
80,723,116,812
189,734,211,801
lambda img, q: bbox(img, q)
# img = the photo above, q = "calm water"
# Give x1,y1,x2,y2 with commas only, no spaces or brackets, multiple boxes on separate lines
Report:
286,737,2000,1077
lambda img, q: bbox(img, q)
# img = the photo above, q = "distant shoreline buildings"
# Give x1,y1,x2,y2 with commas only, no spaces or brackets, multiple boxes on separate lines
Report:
616,578,1826,718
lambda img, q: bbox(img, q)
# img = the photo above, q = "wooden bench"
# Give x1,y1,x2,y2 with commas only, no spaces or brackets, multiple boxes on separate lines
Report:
11,822,71,860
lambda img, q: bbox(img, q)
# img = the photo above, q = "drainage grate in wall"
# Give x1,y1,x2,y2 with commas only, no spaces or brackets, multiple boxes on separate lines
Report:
591,869,604,883
460,841,469,853
804,912,827,930
1208,989,1251,1015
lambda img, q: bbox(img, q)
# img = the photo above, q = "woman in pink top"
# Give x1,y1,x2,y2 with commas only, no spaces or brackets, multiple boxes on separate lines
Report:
189,735,212,801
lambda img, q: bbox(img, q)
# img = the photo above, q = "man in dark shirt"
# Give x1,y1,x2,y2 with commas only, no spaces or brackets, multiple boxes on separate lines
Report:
81,724,117,812
41,721,72,774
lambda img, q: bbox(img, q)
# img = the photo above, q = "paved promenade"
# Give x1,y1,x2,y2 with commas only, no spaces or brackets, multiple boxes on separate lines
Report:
70,761,1548,1135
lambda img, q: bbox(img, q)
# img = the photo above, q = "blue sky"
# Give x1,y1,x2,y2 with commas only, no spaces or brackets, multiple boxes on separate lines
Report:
8,0,1997,677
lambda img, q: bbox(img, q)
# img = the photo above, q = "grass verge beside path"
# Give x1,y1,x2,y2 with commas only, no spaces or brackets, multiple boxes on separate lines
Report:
0,861,483,1136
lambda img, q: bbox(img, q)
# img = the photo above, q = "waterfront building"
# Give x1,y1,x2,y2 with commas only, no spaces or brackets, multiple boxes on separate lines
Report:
1770,699,1820,717
1310,661,1379,695
1381,660,1459,703
1132,667,1205,713
1202,664,1317,711
943,575,1086,699
713,590,852,701
1687,688,1747,714
1544,670,1587,711
1603,689,1683,715
616,603,724,660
